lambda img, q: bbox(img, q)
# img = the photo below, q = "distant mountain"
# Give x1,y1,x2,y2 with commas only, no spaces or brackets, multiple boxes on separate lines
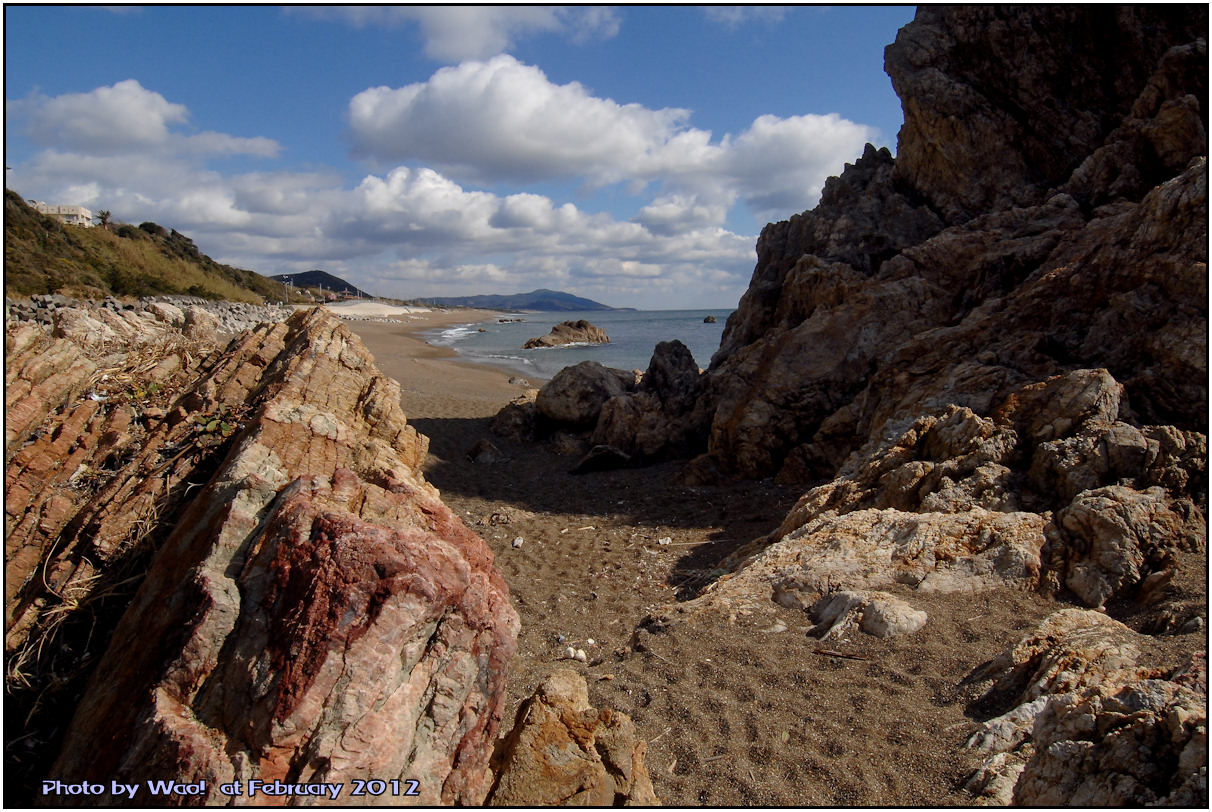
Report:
271,270,370,298
419,289,621,311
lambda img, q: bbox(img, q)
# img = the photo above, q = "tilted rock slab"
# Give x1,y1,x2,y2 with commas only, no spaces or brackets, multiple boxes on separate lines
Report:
47,308,519,805
487,669,659,806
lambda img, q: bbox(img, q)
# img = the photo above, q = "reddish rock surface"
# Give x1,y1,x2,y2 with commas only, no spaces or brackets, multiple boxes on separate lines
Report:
6,308,518,806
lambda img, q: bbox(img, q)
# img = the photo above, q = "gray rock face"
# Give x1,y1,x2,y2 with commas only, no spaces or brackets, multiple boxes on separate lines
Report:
590,339,707,461
1049,485,1203,608
681,7,1207,485
886,6,1207,222
962,609,1206,807
535,361,634,429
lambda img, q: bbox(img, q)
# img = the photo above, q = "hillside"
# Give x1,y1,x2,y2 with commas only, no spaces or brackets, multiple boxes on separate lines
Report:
419,288,618,311
270,269,371,299
4,190,292,303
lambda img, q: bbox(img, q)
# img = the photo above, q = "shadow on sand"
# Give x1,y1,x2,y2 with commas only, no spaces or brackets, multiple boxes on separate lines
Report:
408,413,801,601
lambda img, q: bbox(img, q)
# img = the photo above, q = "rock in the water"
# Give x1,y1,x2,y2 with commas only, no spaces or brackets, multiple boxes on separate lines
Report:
487,669,659,806
9,307,519,806
523,319,610,349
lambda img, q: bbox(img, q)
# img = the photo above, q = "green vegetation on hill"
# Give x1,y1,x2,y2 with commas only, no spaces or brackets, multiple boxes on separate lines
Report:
4,189,294,303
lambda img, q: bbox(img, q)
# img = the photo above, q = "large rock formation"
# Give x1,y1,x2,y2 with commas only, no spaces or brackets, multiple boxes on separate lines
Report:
523,319,610,349
630,7,1206,804
692,6,1206,484
6,306,519,805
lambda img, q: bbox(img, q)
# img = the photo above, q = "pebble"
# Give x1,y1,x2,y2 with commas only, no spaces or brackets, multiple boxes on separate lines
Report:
512,537,524,548
657,537,672,546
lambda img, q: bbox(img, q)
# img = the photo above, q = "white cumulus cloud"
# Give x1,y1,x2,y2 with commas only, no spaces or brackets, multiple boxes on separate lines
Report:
349,55,689,184
7,69,874,308
17,79,279,158
298,6,620,61
347,56,877,224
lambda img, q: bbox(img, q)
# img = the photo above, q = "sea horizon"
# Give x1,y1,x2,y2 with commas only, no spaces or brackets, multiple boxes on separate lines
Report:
426,307,733,380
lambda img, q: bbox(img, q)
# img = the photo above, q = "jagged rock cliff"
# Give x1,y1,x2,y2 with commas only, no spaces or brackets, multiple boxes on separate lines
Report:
627,6,1206,805
520,6,1206,489
6,308,519,805
694,5,1206,484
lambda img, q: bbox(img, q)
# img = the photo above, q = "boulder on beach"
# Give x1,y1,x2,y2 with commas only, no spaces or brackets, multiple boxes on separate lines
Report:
523,319,609,349
487,669,659,806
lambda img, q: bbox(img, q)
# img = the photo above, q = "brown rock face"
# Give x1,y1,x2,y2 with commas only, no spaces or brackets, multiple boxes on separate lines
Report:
535,360,635,428
887,6,1207,222
6,307,518,805
523,319,610,349
685,5,1207,486
486,669,659,806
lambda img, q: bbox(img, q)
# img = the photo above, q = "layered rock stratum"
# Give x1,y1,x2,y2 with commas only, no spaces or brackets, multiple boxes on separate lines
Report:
6,307,520,805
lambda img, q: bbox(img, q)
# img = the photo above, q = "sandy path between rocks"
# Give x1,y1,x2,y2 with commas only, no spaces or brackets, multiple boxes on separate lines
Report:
345,313,1196,806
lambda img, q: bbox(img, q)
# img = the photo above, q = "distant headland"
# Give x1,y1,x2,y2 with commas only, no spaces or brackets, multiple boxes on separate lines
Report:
416,289,629,312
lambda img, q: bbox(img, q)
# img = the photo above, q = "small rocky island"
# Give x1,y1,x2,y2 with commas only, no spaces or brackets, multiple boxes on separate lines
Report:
522,319,609,349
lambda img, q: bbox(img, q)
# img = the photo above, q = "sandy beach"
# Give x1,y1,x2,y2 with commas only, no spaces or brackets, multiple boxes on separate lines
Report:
343,310,1201,806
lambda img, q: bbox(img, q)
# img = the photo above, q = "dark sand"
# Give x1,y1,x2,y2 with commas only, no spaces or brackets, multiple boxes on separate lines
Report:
346,312,1202,806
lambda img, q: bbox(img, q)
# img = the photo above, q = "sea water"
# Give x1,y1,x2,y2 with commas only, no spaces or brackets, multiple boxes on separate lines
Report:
426,309,734,380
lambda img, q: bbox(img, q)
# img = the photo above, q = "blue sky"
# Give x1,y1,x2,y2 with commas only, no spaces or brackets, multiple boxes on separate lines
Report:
5,5,915,308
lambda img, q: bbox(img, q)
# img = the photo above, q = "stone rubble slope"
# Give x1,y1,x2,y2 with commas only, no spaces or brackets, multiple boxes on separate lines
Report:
6,293,293,338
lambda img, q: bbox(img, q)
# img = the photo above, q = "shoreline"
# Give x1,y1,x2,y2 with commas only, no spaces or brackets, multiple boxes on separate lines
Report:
338,308,537,423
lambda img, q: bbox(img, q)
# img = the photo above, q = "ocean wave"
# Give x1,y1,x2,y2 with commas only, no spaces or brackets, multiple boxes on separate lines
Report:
431,325,479,344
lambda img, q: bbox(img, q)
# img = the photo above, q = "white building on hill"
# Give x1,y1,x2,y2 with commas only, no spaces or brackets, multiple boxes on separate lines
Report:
30,201,93,227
